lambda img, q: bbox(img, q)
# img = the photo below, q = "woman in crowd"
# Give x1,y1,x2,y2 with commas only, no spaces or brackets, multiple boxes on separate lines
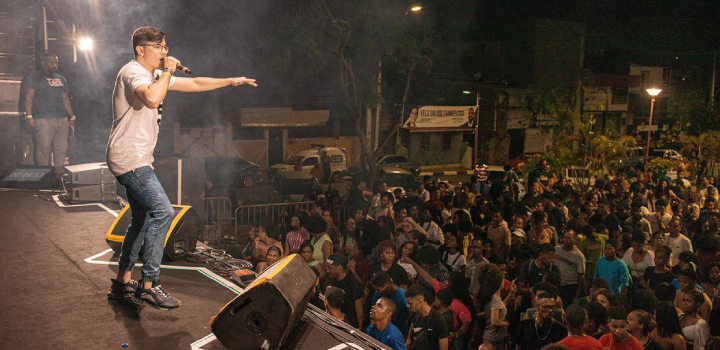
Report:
300,242,325,279
594,289,619,310
367,240,409,290
701,263,720,307
307,216,332,263
680,290,711,350
627,309,662,350
642,245,675,292
397,240,418,284
622,230,655,281
256,246,281,274
284,213,309,254
322,209,341,251
650,301,687,350
442,232,467,274
339,217,357,257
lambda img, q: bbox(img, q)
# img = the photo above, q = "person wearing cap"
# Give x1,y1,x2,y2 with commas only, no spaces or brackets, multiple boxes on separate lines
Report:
324,253,364,328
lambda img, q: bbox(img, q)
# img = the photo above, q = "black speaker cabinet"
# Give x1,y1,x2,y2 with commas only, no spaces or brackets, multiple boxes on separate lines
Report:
211,254,317,350
105,204,201,261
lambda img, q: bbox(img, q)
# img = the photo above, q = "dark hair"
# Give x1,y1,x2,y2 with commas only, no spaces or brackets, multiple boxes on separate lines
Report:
457,219,474,233
590,278,610,290
607,306,628,321
586,302,608,326
655,301,683,337
449,271,476,319
266,246,282,257
325,286,345,309
417,245,441,266
596,289,619,307
379,296,397,317
42,51,58,61
533,281,558,296
655,283,676,302
132,26,165,57
630,230,646,244
684,289,705,309
370,271,393,288
405,284,429,301
630,288,657,315
537,292,556,302
436,288,453,307
375,240,396,261
290,213,305,227
539,243,556,254
300,242,314,253
630,309,653,335
259,220,279,240
565,304,587,328
605,239,618,248
678,268,699,281
304,216,327,235
705,337,720,350
410,230,426,246
399,240,419,260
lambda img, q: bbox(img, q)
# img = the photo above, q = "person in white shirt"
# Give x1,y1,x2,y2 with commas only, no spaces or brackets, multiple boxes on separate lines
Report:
664,216,693,267
106,26,256,310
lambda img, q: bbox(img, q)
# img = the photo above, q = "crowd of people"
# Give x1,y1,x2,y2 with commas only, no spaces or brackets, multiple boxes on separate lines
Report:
241,160,720,350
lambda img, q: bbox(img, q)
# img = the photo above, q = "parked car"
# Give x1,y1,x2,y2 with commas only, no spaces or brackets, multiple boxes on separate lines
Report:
268,146,347,182
205,157,262,188
649,149,684,161
378,165,417,194
376,155,421,175
618,146,645,169
485,165,526,200
271,171,324,202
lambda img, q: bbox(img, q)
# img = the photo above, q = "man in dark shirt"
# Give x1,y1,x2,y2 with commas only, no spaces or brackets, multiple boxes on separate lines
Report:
324,253,364,328
517,244,561,312
514,293,567,350
589,200,620,238
405,284,448,350
23,52,77,179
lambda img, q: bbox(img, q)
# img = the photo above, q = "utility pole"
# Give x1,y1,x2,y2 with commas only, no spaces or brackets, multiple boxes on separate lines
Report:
711,50,716,108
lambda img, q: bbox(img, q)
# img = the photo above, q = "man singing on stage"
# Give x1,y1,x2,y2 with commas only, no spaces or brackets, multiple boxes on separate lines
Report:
106,26,257,310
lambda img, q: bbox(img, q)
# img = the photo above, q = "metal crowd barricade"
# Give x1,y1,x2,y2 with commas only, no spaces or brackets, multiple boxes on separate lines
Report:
331,205,356,229
234,201,314,238
202,197,233,244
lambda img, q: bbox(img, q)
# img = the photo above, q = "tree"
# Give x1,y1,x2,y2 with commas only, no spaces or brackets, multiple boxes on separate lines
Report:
279,0,435,187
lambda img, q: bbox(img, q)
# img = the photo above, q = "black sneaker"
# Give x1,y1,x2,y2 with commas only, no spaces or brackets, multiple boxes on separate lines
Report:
131,284,182,310
107,278,139,300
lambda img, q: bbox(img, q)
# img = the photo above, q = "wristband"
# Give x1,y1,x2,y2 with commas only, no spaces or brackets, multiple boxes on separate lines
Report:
70,115,77,121
161,68,174,75
26,114,33,119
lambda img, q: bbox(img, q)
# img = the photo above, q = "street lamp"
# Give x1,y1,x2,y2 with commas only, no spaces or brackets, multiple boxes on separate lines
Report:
644,88,662,170
410,5,423,12
78,37,93,51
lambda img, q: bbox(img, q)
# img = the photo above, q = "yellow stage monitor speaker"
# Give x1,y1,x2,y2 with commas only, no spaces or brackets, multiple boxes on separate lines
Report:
105,205,201,261
211,254,317,350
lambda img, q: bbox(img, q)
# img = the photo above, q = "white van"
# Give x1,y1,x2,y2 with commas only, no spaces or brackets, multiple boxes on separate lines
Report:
269,146,347,182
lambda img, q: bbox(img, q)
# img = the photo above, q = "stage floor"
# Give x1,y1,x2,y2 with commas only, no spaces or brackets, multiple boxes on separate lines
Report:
0,189,239,350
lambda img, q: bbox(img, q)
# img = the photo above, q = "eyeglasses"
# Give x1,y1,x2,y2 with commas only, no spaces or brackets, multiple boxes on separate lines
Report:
140,44,169,53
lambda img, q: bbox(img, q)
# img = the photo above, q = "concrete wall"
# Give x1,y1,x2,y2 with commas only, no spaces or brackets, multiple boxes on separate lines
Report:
234,138,269,169
408,132,466,166
172,122,234,158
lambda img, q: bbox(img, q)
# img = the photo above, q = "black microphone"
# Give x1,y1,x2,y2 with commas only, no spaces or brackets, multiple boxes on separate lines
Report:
177,65,192,75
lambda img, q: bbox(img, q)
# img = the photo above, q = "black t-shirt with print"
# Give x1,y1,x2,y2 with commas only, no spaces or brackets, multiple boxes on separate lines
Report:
409,308,449,350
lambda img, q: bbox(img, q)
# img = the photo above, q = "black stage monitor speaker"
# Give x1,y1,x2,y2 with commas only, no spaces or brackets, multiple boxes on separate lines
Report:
105,204,201,261
211,254,318,350
0,165,55,189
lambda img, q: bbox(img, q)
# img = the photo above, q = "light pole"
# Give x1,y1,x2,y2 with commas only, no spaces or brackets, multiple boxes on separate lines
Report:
644,88,662,170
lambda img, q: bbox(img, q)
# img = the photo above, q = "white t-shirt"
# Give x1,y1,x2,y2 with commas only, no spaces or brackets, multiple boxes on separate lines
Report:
621,247,655,279
443,250,466,272
106,60,176,176
664,233,693,266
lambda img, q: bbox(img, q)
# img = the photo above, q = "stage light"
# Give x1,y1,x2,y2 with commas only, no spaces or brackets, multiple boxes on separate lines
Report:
78,37,93,51
411,5,423,12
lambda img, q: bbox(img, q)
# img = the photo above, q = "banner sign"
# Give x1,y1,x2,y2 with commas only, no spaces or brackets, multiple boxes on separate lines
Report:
402,105,477,129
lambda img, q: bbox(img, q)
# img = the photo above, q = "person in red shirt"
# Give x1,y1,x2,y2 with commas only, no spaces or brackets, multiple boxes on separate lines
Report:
600,306,644,350
559,304,604,350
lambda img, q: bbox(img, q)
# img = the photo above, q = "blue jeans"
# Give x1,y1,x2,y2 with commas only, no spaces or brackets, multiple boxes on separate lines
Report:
115,166,174,283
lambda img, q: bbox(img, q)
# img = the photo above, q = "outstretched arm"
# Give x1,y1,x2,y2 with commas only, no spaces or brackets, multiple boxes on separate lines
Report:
169,76,257,92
